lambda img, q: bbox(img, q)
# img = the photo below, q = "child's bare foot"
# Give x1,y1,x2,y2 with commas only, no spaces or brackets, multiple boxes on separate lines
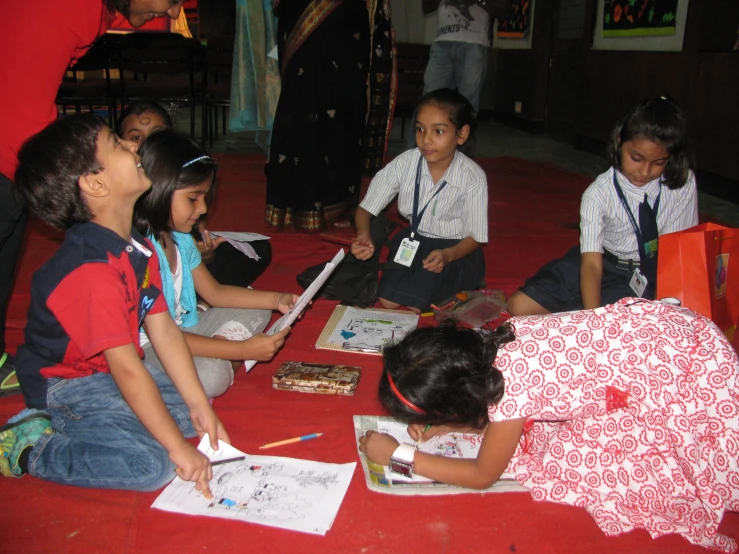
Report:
378,298,420,313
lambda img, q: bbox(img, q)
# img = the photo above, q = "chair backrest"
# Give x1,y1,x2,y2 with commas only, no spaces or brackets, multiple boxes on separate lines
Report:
63,39,111,83
395,43,430,113
117,34,206,96
205,35,234,84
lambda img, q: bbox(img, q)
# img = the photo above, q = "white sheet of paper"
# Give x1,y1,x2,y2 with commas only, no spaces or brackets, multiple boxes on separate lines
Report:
267,44,279,60
152,435,355,535
327,307,418,353
244,248,345,372
210,231,271,261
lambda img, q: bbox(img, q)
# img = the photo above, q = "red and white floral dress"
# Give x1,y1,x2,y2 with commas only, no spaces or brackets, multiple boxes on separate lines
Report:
489,298,739,552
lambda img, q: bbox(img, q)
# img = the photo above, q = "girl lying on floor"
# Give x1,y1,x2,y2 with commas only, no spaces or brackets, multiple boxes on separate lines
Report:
359,298,739,551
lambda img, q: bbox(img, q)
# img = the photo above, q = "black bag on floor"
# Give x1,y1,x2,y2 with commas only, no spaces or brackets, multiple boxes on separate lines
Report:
296,215,399,308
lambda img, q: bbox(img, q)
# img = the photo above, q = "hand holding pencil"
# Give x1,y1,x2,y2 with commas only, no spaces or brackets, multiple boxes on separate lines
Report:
351,230,375,261
170,442,214,499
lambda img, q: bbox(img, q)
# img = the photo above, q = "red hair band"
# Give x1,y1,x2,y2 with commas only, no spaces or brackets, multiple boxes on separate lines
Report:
386,372,426,414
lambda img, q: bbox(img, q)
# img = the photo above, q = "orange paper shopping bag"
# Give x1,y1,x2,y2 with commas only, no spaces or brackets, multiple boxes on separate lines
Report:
656,223,739,343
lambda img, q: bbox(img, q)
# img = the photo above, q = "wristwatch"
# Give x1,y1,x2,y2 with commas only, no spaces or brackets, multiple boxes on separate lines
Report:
389,444,416,478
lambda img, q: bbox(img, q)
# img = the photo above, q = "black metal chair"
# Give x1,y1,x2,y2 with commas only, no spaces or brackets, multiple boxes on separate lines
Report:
205,35,234,147
117,33,208,145
394,43,430,138
56,39,117,126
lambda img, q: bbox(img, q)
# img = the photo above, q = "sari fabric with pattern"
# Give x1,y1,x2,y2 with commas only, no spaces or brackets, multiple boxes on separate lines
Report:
266,0,394,231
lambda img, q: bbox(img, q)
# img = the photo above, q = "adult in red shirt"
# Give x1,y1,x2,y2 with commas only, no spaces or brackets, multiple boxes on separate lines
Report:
0,0,184,395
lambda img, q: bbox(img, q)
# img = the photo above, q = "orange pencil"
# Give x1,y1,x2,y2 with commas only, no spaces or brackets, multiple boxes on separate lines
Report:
259,433,323,450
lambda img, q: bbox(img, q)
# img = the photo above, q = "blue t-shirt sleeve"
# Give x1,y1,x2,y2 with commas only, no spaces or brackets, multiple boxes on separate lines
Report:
174,232,203,271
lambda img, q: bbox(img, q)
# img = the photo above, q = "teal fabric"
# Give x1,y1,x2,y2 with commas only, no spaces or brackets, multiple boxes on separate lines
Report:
148,232,202,329
230,0,280,152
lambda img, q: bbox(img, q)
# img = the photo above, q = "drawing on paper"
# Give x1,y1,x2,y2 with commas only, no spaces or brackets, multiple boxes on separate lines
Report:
373,420,487,484
151,436,356,535
378,420,484,459
326,307,419,352
206,462,345,522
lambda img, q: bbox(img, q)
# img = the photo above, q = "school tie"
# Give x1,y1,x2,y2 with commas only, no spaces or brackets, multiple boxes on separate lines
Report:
638,193,659,296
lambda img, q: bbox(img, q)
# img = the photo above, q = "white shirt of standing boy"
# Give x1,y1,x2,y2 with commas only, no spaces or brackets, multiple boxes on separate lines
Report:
435,0,491,48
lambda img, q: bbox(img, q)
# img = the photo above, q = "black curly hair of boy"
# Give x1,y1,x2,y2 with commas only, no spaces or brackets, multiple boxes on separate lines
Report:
15,113,105,230
379,321,515,429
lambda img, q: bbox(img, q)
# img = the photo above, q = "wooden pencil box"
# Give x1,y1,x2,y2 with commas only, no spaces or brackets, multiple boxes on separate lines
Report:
272,361,361,396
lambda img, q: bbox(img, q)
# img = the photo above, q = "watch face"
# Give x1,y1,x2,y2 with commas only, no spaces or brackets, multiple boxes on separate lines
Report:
389,459,413,478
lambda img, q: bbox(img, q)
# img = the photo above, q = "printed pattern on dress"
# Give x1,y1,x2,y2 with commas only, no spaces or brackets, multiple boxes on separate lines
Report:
488,298,739,552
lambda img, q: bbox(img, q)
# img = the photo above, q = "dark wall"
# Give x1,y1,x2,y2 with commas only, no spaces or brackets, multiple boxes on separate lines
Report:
492,0,739,186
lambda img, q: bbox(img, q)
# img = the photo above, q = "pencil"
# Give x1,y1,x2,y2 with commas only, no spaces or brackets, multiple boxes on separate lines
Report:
259,433,323,450
174,455,247,473
420,312,434,317
211,456,246,466
416,424,433,447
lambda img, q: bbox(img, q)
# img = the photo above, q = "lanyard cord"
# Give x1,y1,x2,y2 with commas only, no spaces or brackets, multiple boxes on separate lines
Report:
611,171,661,258
411,155,448,238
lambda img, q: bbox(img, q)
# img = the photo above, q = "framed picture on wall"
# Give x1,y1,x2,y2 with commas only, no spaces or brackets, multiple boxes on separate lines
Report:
592,0,690,51
493,0,536,50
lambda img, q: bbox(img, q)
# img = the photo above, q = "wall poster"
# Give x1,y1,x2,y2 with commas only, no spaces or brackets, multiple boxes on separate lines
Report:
593,0,690,51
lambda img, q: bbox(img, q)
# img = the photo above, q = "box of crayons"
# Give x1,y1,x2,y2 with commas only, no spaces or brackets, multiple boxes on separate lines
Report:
272,361,361,396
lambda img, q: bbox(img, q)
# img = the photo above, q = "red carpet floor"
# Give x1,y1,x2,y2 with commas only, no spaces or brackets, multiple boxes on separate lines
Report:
1,155,736,553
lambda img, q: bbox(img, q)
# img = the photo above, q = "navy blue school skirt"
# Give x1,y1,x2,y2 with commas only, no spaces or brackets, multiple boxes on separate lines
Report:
518,245,644,313
378,227,485,311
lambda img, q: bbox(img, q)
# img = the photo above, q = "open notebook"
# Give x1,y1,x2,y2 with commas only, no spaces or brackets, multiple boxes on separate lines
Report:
316,305,419,355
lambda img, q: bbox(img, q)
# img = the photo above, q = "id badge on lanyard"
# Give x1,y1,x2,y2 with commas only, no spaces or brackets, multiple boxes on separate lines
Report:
394,237,420,266
395,155,448,268
612,173,660,296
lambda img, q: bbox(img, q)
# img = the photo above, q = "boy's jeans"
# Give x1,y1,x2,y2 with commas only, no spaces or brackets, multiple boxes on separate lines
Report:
28,362,197,491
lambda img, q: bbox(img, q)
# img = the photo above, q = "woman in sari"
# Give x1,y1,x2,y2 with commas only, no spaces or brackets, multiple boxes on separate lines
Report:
265,0,395,231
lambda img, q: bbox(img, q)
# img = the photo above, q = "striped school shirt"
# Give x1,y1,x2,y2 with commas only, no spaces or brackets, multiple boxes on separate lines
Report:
580,167,698,261
360,149,488,242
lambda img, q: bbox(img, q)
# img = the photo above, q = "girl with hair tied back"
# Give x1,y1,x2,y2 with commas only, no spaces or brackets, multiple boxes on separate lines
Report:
360,298,739,551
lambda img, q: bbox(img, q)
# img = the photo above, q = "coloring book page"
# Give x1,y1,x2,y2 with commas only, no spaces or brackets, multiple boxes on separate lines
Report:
324,306,419,353
376,420,486,483
152,435,355,535
353,415,527,496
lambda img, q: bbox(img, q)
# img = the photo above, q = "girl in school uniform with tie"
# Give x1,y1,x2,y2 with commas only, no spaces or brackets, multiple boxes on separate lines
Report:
351,88,488,313
507,96,698,316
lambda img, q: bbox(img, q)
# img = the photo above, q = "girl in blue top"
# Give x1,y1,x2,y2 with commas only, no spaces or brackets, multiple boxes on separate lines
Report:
135,130,298,398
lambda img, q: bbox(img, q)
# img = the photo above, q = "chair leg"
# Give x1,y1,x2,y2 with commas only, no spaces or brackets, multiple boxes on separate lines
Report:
208,105,214,148
190,102,195,140
201,100,208,148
